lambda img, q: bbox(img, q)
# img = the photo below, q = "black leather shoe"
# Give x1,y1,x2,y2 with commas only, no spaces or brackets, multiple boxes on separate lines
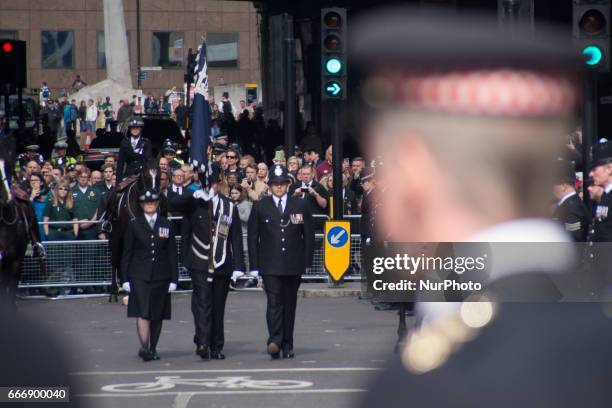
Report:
267,342,281,359
138,348,153,362
282,348,295,359
150,350,161,360
211,351,226,360
197,345,210,360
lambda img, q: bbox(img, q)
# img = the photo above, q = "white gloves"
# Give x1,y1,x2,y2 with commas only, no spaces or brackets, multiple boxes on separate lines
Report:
193,189,210,201
249,270,259,278
168,282,177,292
121,282,131,292
231,271,245,282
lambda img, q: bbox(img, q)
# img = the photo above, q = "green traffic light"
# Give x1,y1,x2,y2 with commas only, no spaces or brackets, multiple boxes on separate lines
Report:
325,80,342,97
325,58,343,75
583,45,603,66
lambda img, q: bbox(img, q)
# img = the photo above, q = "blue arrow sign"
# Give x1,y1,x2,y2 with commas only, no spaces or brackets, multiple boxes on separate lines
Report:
327,226,348,248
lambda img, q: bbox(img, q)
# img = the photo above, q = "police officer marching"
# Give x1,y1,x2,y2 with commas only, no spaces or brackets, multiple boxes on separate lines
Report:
116,117,152,183
247,165,314,359
169,168,245,360
120,188,178,361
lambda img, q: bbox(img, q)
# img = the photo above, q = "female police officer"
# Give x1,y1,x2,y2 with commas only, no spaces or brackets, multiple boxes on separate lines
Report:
120,188,178,361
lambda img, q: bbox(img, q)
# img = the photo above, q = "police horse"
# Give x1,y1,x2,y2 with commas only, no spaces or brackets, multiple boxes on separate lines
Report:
103,158,165,302
0,158,34,311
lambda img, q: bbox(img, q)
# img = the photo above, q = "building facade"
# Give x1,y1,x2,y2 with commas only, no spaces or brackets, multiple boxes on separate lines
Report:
0,0,261,99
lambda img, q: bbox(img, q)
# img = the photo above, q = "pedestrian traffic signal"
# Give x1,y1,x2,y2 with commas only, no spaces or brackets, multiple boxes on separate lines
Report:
573,1,610,72
321,8,347,100
0,39,27,92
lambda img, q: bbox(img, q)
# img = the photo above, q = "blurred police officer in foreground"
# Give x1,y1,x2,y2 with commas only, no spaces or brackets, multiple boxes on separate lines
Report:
248,165,314,359
351,7,612,407
552,160,590,242
169,169,245,360
120,188,177,361
116,117,152,183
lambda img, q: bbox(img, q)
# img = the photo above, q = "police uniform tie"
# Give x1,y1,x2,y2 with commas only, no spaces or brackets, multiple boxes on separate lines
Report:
277,198,283,215
148,218,155,230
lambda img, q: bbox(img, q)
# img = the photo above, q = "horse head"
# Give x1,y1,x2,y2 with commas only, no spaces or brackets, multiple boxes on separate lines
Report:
138,158,161,192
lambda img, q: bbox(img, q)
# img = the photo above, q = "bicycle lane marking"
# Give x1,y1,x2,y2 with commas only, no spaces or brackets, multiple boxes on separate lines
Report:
73,367,381,399
77,389,368,398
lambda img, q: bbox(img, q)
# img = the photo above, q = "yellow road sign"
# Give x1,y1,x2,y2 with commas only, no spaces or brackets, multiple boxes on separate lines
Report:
324,221,351,282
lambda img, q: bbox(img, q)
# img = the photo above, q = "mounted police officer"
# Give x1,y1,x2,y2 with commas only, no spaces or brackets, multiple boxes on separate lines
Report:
120,188,177,362
169,168,245,360
161,139,183,172
116,117,152,183
247,165,314,359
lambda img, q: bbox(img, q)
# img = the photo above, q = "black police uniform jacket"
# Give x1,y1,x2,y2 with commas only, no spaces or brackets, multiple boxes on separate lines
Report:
552,193,590,242
170,192,245,276
116,136,153,182
592,189,612,242
247,195,314,276
120,215,178,284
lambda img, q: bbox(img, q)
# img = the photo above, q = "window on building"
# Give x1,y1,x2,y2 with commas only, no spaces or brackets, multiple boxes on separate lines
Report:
0,30,18,40
97,31,131,69
152,32,183,68
207,32,239,68
42,31,74,69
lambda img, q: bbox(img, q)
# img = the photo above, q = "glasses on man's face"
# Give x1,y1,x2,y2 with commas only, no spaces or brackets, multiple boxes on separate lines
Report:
227,155,237,159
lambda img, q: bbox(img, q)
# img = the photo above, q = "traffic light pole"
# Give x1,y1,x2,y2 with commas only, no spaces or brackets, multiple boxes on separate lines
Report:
583,72,598,212
330,101,343,220
2,92,9,134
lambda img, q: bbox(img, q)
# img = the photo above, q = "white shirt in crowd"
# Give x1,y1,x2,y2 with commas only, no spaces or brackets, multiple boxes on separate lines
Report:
86,105,98,122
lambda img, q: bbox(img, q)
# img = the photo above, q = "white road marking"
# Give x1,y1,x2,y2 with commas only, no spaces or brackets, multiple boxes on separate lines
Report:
77,389,367,398
172,392,195,408
71,367,383,376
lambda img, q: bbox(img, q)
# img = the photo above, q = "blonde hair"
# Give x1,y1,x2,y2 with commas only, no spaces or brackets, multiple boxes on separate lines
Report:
52,179,74,209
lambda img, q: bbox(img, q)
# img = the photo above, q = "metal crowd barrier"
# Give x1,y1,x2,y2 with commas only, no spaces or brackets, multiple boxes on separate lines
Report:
19,215,363,288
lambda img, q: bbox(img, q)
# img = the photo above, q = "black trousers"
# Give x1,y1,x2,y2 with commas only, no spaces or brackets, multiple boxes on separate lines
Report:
190,270,230,351
262,275,301,349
